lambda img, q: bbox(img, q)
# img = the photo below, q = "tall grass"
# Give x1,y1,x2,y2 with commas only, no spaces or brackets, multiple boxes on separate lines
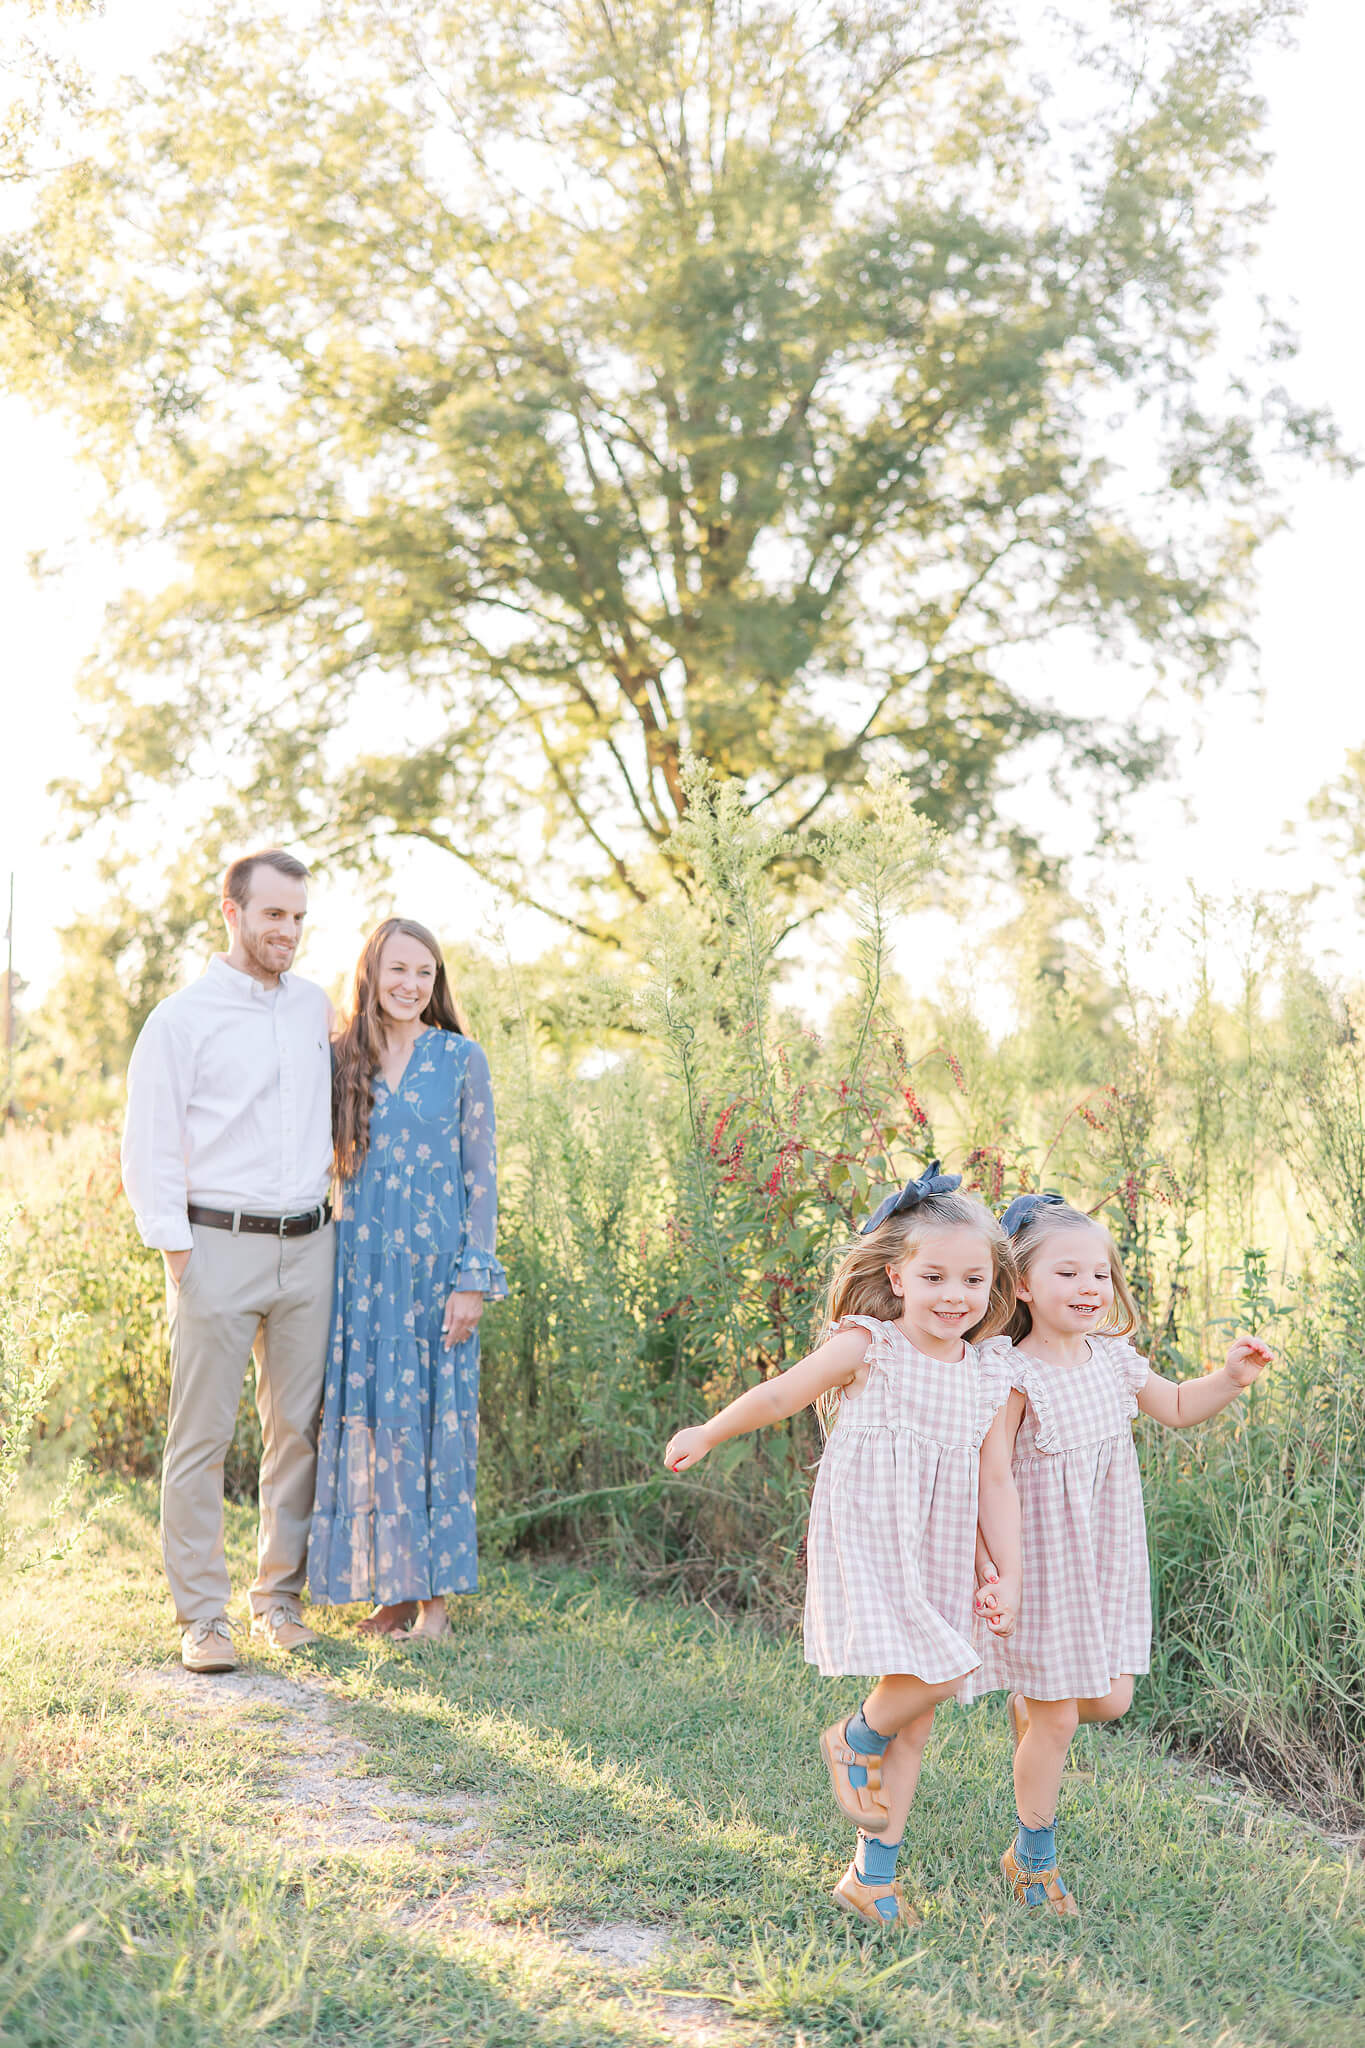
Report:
2,773,1362,1820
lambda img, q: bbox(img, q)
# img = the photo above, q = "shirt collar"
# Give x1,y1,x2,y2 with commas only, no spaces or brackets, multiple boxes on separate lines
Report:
206,954,290,1001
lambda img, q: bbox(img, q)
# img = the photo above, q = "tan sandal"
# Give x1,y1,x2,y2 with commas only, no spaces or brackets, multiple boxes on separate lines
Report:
819,1720,890,1831
1001,1841,1080,1918
1006,1691,1029,1751
833,1860,919,1929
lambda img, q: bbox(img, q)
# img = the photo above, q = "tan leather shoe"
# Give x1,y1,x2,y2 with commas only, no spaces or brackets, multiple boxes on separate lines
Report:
820,1720,891,1831
832,1861,919,1929
1001,1841,1081,1918
250,1603,320,1653
181,1616,238,1673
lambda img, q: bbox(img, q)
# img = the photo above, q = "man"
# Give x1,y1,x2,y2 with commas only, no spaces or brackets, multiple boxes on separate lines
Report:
122,849,335,1672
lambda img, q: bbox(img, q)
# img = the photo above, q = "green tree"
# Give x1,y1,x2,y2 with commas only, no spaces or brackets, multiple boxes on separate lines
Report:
4,0,1330,944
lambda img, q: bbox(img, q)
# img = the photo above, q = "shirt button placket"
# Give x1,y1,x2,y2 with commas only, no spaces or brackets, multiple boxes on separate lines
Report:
277,989,295,1280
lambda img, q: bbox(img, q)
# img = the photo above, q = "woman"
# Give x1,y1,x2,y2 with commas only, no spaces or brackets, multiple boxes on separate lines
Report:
308,918,507,1639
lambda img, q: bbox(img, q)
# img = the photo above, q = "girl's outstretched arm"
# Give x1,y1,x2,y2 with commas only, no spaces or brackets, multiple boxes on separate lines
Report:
663,1327,871,1472
1137,1335,1274,1429
975,1390,1025,1636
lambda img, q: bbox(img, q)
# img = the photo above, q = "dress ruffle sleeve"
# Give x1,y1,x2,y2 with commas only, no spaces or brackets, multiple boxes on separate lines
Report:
831,1313,895,1365
452,1041,509,1300
1009,1350,1064,1454
973,1337,1017,1447
1101,1335,1150,1419
829,1314,899,1403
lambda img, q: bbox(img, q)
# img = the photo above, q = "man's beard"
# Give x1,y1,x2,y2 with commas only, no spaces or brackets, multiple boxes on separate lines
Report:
242,923,296,979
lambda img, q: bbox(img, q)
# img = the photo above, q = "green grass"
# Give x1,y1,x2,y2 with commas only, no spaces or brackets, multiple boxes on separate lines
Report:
1,1484,1362,2047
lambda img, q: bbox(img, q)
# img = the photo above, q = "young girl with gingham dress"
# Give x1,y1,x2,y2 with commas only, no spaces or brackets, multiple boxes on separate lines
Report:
665,1165,1018,1928
971,1193,1273,1916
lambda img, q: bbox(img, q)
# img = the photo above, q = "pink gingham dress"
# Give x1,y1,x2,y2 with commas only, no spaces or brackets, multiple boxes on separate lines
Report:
967,1334,1152,1702
803,1315,1013,1681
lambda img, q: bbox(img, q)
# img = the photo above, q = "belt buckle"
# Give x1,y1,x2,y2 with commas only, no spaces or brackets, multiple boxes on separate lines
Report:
278,1211,290,1239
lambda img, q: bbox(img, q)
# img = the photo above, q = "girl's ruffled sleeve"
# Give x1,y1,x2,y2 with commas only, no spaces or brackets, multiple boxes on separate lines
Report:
830,1314,894,1380
972,1335,1018,1446
453,1041,509,1300
1105,1336,1150,1419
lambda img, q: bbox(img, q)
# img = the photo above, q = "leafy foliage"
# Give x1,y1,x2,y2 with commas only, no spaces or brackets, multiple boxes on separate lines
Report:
3,0,1332,951
0,1212,90,1575
2,1131,263,1499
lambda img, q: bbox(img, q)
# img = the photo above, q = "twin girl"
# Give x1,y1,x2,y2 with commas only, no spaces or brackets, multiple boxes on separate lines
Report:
664,1166,1272,1926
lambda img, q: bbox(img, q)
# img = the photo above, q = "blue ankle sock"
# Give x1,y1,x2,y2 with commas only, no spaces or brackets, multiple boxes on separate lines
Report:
856,1830,904,1919
1014,1819,1056,1872
843,1705,891,1790
1015,1817,1065,1904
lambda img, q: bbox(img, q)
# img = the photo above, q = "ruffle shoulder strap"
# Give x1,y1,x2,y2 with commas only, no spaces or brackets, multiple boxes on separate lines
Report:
830,1313,900,1376
1098,1334,1150,1421
997,1341,1065,1454
972,1333,1019,1447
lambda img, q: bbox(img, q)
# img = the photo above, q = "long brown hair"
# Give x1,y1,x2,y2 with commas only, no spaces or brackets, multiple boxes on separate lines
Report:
819,1191,1016,1432
332,918,466,1179
1004,1201,1139,1344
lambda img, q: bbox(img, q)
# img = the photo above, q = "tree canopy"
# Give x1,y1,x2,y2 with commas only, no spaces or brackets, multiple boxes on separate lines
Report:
4,0,1326,941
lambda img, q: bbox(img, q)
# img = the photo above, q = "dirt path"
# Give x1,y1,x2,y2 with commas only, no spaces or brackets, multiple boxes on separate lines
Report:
125,1663,749,2047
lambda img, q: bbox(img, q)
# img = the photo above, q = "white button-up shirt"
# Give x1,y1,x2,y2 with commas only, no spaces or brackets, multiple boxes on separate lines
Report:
121,955,334,1250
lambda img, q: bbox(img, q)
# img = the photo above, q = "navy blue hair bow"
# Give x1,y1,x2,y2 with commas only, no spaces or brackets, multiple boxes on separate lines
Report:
999,1190,1066,1237
860,1160,962,1236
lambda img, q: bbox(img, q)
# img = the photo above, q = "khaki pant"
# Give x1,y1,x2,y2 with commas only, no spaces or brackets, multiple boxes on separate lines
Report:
162,1219,335,1625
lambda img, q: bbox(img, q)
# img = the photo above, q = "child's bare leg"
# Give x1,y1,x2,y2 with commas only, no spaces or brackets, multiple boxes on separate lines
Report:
1013,1695,1078,1828
841,1706,938,1924
877,1705,936,1841
863,1670,963,1737
1076,1674,1134,1724
1006,1695,1082,1913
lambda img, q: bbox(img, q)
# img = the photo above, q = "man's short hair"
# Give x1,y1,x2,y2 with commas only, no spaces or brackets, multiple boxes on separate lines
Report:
223,848,310,909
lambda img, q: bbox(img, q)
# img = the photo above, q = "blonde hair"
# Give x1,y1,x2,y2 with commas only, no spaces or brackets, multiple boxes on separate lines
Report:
1005,1201,1139,1344
818,1192,1016,1432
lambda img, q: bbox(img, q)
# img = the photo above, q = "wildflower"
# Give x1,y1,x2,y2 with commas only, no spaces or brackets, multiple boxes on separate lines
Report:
722,1137,747,1183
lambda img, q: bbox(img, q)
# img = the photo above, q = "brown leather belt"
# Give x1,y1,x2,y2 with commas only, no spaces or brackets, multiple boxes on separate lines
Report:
187,1201,332,1238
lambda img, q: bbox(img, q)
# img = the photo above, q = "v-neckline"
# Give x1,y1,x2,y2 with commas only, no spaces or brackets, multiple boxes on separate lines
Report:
376,1027,430,1096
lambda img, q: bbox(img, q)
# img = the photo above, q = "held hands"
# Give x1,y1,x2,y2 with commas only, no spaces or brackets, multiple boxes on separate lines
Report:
1224,1334,1274,1389
974,1564,1019,1639
443,1289,484,1348
664,1425,713,1473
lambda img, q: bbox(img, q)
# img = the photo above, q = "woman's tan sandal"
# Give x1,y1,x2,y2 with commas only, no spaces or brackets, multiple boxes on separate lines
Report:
1006,1692,1029,1752
1000,1842,1081,1918
833,1861,919,1929
819,1721,890,1831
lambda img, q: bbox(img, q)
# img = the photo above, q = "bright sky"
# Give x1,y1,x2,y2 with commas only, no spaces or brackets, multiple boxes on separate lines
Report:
4,0,1363,1018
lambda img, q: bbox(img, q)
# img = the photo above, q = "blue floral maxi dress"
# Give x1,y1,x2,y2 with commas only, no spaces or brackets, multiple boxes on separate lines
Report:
308,1029,508,1604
